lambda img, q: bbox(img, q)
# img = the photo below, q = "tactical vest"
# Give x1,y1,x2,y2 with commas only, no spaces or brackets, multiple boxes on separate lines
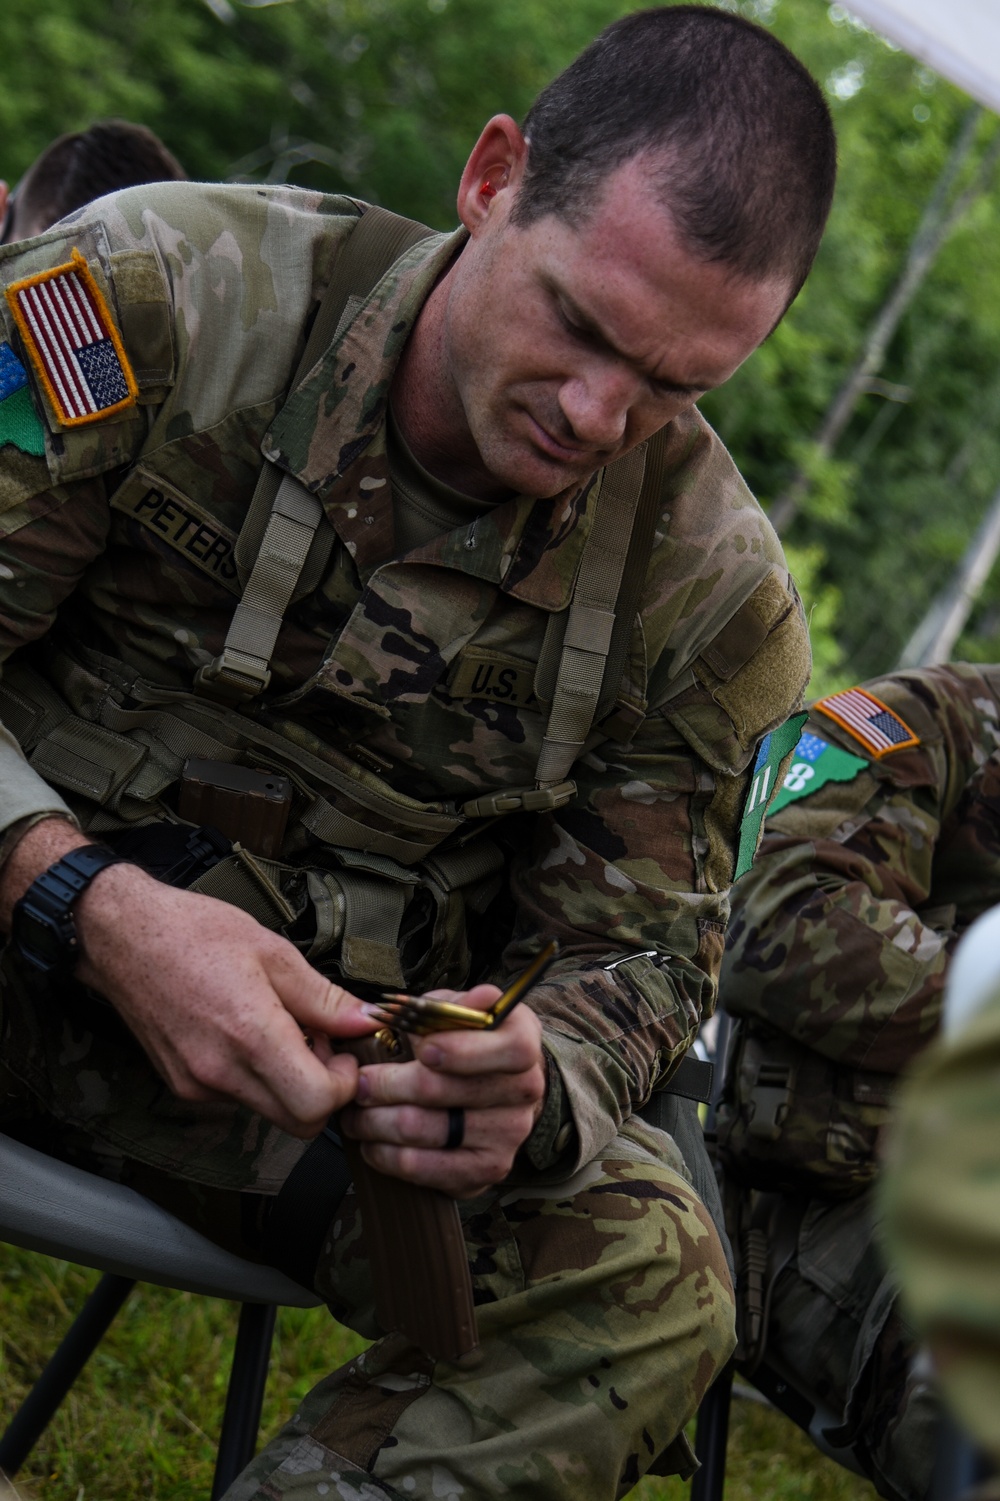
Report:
0,207,785,995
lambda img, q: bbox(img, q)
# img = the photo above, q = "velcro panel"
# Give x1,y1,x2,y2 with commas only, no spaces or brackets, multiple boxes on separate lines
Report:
110,249,175,387
699,596,770,681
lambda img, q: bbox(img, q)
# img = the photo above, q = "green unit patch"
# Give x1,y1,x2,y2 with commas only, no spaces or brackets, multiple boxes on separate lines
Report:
449,648,538,709
0,383,46,457
0,341,46,457
735,712,808,880
768,730,868,816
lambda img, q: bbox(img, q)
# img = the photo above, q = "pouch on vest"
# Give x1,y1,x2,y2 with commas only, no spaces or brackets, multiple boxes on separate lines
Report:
0,652,508,994
715,1020,895,1200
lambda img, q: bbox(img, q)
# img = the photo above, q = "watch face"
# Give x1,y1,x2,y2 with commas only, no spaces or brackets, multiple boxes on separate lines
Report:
13,905,73,973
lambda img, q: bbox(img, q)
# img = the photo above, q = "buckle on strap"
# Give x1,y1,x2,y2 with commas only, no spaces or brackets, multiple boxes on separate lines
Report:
747,1060,795,1142
460,780,576,819
194,652,272,704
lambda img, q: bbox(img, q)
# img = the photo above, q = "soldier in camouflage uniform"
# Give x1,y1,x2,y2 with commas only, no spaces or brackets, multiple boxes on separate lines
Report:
0,9,835,1499
882,905,1000,1471
718,662,1000,1501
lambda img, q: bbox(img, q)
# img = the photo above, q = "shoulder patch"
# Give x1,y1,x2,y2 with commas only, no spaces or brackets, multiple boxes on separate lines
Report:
5,248,138,428
735,711,807,880
0,342,45,456
768,730,869,814
814,687,919,758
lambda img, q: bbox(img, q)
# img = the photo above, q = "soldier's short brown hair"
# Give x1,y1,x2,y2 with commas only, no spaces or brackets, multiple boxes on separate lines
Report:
514,5,836,299
14,120,186,239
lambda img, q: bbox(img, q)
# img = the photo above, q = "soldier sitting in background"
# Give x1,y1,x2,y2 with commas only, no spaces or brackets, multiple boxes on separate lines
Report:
0,119,186,245
717,662,1000,1501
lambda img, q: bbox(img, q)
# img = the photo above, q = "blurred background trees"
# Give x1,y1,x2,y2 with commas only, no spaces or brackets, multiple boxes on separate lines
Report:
2,0,999,694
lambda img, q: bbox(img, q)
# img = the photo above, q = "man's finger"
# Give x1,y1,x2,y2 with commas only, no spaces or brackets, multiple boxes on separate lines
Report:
355,1057,544,1109
356,1140,502,1198
268,958,376,1038
411,1006,543,1075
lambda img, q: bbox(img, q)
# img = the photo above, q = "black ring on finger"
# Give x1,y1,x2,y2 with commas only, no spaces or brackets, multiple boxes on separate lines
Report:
444,1105,465,1151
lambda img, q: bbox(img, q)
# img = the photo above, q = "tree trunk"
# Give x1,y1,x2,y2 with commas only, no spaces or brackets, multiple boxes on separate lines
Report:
771,106,1000,534
897,483,1000,667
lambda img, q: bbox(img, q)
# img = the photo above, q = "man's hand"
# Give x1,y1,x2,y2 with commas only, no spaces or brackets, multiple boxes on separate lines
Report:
0,820,376,1139
339,982,547,1198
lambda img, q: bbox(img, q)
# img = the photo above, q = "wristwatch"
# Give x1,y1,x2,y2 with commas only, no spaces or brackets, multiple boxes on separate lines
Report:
10,845,127,977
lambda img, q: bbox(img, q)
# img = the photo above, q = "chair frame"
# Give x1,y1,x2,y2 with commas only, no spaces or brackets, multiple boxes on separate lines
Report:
0,1133,321,1499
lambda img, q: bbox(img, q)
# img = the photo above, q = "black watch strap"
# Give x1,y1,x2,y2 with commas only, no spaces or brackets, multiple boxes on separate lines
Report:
11,844,127,977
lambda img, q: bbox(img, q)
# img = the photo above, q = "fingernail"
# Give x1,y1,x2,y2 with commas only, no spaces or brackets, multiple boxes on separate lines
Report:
355,1073,371,1102
422,1044,444,1068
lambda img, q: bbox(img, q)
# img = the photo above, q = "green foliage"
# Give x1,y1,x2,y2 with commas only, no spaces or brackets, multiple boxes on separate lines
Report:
0,1244,370,1499
698,3,1000,687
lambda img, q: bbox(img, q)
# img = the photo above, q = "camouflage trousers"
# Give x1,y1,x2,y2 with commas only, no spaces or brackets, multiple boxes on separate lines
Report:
1,965,736,1501
741,1188,942,1501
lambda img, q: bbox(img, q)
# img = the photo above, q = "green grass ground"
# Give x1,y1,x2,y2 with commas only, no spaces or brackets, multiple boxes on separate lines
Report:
0,1244,876,1501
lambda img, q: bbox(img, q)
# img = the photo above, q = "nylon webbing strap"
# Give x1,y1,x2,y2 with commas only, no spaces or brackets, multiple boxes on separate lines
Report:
201,205,435,703
196,472,324,700
594,427,667,724
534,442,647,788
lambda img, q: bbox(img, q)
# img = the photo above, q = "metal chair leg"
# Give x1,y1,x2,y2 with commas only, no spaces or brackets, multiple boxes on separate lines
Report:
211,1301,277,1501
0,1271,135,1477
690,1361,734,1501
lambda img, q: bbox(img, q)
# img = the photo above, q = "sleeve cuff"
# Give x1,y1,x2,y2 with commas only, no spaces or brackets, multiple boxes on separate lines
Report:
0,722,76,850
519,1044,578,1174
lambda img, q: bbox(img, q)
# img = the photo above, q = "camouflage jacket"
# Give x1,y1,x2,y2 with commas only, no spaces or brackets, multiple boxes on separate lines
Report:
0,181,810,1171
723,663,1000,1074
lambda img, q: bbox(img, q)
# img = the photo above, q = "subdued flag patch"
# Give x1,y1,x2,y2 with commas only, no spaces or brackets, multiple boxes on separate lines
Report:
768,730,869,814
5,249,137,428
0,340,45,456
814,686,919,757
735,711,808,880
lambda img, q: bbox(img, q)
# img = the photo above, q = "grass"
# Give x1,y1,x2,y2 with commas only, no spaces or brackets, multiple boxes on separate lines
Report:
0,1244,876,1501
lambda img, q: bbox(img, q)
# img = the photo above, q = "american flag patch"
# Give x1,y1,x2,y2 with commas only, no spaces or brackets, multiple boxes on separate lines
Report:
814,687,919,757
5,249,137,428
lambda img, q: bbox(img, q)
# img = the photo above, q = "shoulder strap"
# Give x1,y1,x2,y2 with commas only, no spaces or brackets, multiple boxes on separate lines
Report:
197,206,435,704
533,428,666,789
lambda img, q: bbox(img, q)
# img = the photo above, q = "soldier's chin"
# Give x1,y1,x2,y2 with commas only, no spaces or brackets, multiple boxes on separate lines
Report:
483,437,591,500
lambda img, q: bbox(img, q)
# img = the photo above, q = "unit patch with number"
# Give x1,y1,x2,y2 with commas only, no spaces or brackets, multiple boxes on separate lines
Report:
768,730,869,815
734,712,808,880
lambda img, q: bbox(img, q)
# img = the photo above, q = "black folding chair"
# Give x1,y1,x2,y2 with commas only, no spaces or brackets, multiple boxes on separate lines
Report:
0,1132,323,1499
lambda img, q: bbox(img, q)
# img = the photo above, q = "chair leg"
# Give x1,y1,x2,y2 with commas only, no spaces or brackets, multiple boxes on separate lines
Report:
690,1361,734,1501
211,1301,277,1501
0,1271,135,1477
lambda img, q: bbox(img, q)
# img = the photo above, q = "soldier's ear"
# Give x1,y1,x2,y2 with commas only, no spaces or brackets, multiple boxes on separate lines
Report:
457,116,527,233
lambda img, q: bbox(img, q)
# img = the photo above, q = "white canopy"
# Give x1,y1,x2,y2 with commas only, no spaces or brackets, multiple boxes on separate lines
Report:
846,0,1000,115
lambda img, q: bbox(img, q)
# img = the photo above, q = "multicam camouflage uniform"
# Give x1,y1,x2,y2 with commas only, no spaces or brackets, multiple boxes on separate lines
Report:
882,951,1000,1470
718,662,1000,1501
0,182,811,1499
